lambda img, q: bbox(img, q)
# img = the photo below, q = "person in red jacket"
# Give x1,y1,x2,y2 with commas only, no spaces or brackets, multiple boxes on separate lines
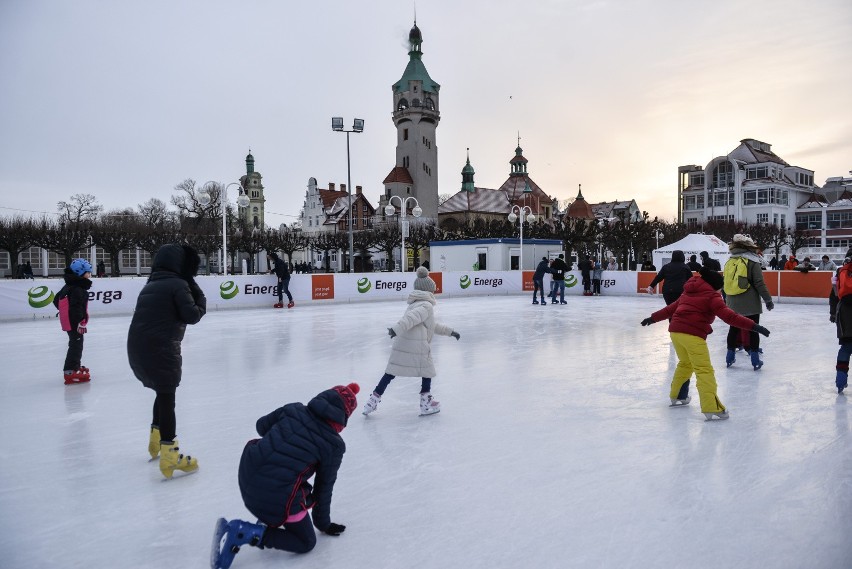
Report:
640,267,770,420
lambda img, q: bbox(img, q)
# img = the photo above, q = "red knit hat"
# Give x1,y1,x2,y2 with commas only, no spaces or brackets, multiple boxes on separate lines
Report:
332,382,360,418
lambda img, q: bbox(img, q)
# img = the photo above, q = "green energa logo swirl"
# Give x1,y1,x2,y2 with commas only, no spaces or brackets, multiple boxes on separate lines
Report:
357,278,372,293
565,275,578,288
219,281,239,300
459,275,472,289
27,286,55,308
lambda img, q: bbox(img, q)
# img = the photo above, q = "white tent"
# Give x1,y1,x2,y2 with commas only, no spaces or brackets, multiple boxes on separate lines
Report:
652,233,729,269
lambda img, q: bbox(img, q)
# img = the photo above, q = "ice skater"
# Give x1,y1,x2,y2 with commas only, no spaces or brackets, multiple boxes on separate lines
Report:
640,267,770,420
532,256,549,305
362,266,460,416
211,383,360,569
127,244,206,479
829,250,852,393
268,252,293,308
53,259,93,385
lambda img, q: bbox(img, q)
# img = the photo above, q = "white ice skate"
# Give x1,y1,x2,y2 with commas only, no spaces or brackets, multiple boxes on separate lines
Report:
362,392,381,415
669,396,691,407
419,392,441,416
703,410,730,421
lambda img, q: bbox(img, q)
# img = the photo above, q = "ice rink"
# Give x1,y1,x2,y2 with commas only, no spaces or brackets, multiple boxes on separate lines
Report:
1,293,850,569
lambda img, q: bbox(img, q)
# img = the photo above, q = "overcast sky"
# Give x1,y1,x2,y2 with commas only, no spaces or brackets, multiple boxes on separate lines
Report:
1,0,850,227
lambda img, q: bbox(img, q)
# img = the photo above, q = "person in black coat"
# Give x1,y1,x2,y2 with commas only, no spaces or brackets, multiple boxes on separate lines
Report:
578,255,593,296
700,251,722,272
211,383,360,567
687,255,703,272
532,257,550,305
647,250,695,305
53,259,93,384
268,252,293,308
127,244,206,478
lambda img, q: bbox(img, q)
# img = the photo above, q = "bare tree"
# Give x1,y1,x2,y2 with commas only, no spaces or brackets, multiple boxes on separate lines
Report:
371,224,402,271
0,215,36,277
406,221,440,268
137,198,174,228
170,179,221,222
57,194,103,224
35,216,92,267
91,209,139,276
265,227,309,266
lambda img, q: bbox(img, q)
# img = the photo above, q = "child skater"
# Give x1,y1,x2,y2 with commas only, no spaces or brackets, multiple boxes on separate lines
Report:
829,250,852,393
54,259,93,384
640,267,771,420
362,266,460,416
592,259,603,296
211,383,360,569
127,244,206,478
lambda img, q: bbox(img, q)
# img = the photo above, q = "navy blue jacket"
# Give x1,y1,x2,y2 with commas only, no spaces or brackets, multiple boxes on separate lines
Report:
239,389,348,531
533,259,550,280
127,245,206,393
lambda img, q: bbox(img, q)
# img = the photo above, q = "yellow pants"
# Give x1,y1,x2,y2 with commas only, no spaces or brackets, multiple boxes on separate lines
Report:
669,332,726,413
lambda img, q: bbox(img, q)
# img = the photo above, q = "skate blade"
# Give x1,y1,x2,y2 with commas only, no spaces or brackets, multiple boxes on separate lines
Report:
160,466,199,481
210,518,228,569
419,409,441,417
669,401,690,407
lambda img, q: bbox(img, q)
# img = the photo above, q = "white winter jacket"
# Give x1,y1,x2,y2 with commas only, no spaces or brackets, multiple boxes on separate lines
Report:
384,290,454,378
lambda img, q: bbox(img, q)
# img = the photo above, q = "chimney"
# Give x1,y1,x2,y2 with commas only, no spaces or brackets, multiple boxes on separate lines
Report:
341,183,347,193
356,185,362,195
329,183,335,191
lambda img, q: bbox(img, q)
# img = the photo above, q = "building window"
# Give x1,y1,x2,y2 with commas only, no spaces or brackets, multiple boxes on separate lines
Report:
712,162,734,188
403,128,408,140
829,239,852,248
743,188,787,206
828,212,852,229
686,217,698,228
710,215,734,222
746,166,769,179
756,213,769,225
689,173,704,186
796,213,822,230
711,189,734,207
780,214,786,228
684,195,705,210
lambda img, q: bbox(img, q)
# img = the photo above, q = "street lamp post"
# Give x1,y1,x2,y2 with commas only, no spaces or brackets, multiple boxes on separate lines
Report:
332,117,364,273
198,181,249,275
385,195,422,272
508,205,536,271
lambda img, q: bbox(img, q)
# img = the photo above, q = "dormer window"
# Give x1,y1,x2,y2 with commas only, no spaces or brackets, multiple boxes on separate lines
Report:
412,98,421,107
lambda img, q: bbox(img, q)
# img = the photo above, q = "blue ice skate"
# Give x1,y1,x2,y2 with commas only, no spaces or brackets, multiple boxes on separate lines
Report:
211,518,265,569
725,349,736,368
750,350,763,370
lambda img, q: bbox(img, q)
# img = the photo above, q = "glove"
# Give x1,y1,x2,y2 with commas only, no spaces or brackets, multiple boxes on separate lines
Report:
765,300,774,311
322,522,346,536
451,331,460,340
77,323,87,334
752,324,770,337
640,317,653,326
830,314,837,323
645,286,654,294
387,328,396,338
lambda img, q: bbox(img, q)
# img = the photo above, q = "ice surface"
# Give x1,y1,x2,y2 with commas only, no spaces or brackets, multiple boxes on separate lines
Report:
1,294,850,569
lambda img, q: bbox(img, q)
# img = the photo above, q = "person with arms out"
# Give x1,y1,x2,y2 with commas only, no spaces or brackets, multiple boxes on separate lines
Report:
549,254,569,304
640,267,770,420
53,259,92,384
829,251,852,393
127,244,206,479
268,252,293,308
363,267,460,416
723,234,773,370
211,383,360,569
646,250,694,305
532,256,549,305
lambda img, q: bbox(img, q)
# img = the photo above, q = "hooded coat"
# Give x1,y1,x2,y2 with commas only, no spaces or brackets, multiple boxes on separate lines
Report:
127,244,206,393
385,289,454,378
648,250,694,300
724,247,772,316
238,388,348,531
650,276,758,340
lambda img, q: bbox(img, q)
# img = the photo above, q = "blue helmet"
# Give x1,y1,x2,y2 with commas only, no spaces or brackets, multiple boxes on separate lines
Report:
70,259,93,276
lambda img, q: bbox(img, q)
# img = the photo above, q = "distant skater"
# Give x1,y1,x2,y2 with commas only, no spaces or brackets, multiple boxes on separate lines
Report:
647,250,693,305
268,252,293,309
362,267,460,416
532,256,549,305
640,267,770,420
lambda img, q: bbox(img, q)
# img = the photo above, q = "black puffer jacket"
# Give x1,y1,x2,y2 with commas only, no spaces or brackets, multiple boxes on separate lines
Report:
53,269,92,330
238,389,348,531
649,251,694,297
127,244,206,393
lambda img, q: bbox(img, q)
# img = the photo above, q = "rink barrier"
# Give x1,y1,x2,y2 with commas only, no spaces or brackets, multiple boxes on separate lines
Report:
0,270,832,321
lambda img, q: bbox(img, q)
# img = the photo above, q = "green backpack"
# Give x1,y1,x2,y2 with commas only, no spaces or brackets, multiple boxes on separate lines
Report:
723,257,750,295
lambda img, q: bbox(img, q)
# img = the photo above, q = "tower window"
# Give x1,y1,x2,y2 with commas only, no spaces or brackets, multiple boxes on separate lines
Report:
412,98,421,107
404,128,408,140
397,98,408,111
424,98,434,110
